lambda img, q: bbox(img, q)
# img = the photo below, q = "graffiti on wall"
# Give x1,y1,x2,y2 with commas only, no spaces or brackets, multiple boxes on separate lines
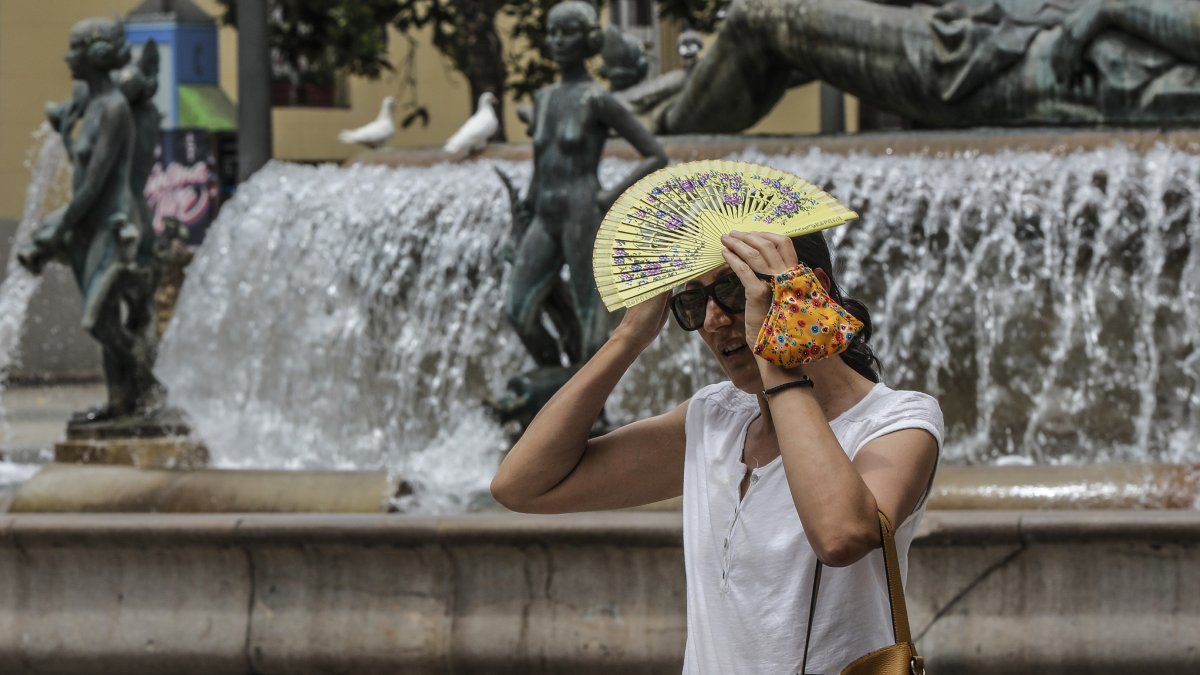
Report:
144,160,218,235
141,129,236,245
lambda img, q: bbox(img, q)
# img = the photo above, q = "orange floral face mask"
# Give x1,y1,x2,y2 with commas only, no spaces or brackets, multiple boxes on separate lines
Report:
753,263,864,369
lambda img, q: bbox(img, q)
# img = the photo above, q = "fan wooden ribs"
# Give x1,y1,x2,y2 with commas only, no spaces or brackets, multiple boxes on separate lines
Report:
594,160,859,310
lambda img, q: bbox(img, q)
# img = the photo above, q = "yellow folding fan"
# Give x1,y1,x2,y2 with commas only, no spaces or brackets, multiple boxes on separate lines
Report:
593,159,858,310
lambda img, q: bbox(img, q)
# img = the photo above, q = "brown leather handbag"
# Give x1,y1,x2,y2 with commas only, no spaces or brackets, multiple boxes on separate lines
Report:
801,511,926,675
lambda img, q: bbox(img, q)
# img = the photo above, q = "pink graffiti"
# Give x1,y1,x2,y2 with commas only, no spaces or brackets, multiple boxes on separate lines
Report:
144,161,216,233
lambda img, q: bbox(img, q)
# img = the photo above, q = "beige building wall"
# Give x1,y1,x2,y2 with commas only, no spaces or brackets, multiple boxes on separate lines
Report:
0,0,835,220
0,0,145,221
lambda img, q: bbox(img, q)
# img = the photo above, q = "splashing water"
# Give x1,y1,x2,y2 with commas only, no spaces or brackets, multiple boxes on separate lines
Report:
0,124,70,451
156,159,714,512
736,144,1200,466
156,144,1200,511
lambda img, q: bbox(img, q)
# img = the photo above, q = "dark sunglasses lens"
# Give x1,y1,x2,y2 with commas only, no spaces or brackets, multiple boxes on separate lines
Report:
714,275,746,312
670,291,707,331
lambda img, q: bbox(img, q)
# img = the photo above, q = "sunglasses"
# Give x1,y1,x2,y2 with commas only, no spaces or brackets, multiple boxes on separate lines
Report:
669,273,746,331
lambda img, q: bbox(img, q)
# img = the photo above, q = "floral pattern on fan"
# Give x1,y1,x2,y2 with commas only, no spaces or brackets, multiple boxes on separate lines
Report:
755,176,822,224
594,160,858,311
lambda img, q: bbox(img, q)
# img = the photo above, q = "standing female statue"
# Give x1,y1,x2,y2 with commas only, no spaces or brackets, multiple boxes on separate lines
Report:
505,0,668,370
19,18,161,420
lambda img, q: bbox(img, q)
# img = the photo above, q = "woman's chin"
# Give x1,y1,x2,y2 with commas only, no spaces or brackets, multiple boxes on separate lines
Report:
720,358,764,395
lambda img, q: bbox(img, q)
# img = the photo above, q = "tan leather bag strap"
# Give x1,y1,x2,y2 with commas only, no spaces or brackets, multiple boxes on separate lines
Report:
877,511,913,645
800,511,917,674
801,556,823,672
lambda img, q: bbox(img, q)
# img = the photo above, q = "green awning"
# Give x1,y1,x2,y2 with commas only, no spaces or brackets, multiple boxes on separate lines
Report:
177,84,237,132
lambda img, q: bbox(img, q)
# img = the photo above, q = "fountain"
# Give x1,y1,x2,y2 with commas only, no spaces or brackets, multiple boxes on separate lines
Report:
83,140,1185,511
10,131,1192,672
0,125,70,491
3,2,1200,672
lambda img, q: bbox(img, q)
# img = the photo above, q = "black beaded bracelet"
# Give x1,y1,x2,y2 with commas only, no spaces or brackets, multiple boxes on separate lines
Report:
762,377,814,399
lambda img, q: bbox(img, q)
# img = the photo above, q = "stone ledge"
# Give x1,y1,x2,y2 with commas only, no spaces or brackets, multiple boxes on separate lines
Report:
55,437,209,469
12,463,1199,515
6,463,401,514
3,509,1199,545
917,509,1200,544
0,510,1196,674
348,128,1200,167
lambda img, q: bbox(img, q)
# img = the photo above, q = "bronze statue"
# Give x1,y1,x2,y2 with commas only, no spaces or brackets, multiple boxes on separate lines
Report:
117,38,162,230
658,0,1200,132
18,18,162,421
599,26,649,92
492,1,667,428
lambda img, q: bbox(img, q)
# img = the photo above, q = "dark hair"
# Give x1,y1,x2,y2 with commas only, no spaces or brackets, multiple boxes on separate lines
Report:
791,232,881,383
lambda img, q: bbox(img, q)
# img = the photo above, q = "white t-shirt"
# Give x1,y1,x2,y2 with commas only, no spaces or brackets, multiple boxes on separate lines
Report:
681,380,943,674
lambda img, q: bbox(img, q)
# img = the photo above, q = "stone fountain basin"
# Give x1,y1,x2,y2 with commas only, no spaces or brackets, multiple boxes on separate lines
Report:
0,509,1196,674
2,464,1199,673
5,462,1198,512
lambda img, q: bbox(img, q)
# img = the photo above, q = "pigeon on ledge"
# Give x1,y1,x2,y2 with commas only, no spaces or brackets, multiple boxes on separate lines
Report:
338,96,397,149
443,92,499,156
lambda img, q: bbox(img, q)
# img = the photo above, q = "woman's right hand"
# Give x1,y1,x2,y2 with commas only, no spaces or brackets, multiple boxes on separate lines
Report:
610,292,671,353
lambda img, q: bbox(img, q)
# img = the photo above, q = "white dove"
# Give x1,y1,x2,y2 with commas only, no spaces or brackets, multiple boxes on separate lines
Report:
443,92,499,156
338,96,397,149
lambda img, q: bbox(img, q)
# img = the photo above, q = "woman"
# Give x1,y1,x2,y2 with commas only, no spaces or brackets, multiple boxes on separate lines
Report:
492,229,942,672
505,0,667,367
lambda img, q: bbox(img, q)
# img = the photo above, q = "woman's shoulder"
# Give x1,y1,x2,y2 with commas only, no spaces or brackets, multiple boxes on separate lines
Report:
880,386,942,425
838,383,944,442
873,385,942,417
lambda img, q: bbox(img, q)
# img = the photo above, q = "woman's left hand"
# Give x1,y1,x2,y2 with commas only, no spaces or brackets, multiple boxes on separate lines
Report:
720,230,799,347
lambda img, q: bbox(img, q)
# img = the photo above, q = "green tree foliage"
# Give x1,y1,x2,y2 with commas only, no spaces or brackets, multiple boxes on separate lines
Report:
499,0,561,101
216,0,395,80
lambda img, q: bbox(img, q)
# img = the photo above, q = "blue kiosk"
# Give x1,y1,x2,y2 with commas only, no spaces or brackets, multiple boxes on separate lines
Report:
124,0,238,244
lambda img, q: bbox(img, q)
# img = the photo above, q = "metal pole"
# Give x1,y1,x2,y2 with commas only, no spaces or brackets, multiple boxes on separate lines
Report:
237,0,272,181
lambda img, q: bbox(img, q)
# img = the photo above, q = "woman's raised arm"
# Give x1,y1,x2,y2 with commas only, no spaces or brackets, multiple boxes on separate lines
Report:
719,230,939,566
491,293,687,513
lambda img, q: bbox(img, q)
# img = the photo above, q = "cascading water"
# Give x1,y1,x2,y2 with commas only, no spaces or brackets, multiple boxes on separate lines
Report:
0,124,70,485
156,144,1200,512
765,144,1200,466
156,159,714,512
